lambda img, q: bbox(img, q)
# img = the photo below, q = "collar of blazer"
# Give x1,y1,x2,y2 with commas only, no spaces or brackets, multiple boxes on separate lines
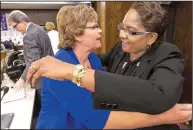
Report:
110,51,127,73
110,41,161,77
26,22,35,33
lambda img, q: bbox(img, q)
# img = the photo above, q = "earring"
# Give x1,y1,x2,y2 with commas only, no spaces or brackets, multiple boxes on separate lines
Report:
147,44,151,50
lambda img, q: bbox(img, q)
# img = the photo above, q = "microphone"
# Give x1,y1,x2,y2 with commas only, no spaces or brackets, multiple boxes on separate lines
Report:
1,86,9,101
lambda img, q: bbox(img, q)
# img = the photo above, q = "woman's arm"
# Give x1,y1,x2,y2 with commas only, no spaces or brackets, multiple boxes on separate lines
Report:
26,56,192,127
69,52,184,114
26,55,183,113
105,104,192,129
93,51,184,114
28,55,183,113
27,55,183,114
42,76,192,129
26,56,95,91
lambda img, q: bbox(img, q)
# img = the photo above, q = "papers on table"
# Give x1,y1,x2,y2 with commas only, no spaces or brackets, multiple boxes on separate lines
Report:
1,87,26,103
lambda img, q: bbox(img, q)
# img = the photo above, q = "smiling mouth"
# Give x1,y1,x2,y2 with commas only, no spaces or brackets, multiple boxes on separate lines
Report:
122,41,130,46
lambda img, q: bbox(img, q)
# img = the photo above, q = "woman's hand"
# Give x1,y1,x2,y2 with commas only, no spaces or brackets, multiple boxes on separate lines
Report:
26,56,74,86
157,104,192,124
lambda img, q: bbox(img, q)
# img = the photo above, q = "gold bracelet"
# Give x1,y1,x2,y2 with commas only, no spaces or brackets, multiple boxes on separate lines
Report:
72,64,84,84
76,68,87,86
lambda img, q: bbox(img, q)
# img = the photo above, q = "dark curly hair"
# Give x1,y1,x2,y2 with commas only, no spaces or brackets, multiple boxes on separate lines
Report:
131,2,168,36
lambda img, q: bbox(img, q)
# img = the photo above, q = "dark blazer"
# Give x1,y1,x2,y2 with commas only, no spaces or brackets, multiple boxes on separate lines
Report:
21,22,54,89
95,41,184,130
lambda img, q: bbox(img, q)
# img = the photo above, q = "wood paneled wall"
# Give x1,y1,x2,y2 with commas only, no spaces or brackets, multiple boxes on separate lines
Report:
172,2,192,103
95,2,132,53
105,2,133,52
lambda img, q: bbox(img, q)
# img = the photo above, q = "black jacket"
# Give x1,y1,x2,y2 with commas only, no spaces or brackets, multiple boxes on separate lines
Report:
95,41,184,130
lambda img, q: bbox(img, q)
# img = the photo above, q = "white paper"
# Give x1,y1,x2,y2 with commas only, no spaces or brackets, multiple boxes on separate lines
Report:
2,88,26,103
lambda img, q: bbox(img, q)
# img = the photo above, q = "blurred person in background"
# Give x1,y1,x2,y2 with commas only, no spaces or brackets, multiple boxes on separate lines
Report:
45,22,59,54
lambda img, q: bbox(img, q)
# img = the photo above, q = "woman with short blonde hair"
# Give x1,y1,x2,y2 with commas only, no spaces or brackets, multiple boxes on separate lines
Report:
45,22,55,31
45,22,59,54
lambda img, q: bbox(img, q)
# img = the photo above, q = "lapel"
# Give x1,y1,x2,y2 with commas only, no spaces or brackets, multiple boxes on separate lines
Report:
88,52,102,70
111,51,126,73
131,42,160,78
66,49,79,64
130,55,151,78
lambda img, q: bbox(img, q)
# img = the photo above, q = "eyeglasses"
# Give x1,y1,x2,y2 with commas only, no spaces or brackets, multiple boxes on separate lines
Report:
117,23,152,36
85,25,100,30
13,22,19,29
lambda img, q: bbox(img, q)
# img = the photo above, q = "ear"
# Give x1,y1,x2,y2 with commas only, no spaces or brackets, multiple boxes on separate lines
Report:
21,20,27,27
148,33,158,45
74,35,82,42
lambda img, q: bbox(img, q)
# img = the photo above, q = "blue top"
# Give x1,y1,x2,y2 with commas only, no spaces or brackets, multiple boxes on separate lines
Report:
36,49,110,129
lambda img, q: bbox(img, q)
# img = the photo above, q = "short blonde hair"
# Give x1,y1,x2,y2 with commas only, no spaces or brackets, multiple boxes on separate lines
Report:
56,5,98,49
45,22,55,31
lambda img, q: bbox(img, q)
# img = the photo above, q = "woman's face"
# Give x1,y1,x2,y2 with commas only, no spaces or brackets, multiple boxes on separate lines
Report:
119,9,150,54
78,21,102,51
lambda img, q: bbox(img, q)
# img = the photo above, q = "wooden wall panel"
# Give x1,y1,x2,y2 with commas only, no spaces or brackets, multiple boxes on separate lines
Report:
95,2,107,54
172,2,192,103
105,2,132,52
22,10,39,25
95,2,132,53
38,10,58,26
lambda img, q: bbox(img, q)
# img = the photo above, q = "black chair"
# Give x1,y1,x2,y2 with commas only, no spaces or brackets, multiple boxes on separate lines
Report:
6,52,25,83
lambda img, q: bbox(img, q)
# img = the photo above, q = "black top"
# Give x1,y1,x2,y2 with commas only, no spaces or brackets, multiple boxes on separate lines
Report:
114,53,142,75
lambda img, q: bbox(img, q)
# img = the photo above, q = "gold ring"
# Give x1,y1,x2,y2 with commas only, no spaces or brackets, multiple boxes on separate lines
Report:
30,64,37,73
